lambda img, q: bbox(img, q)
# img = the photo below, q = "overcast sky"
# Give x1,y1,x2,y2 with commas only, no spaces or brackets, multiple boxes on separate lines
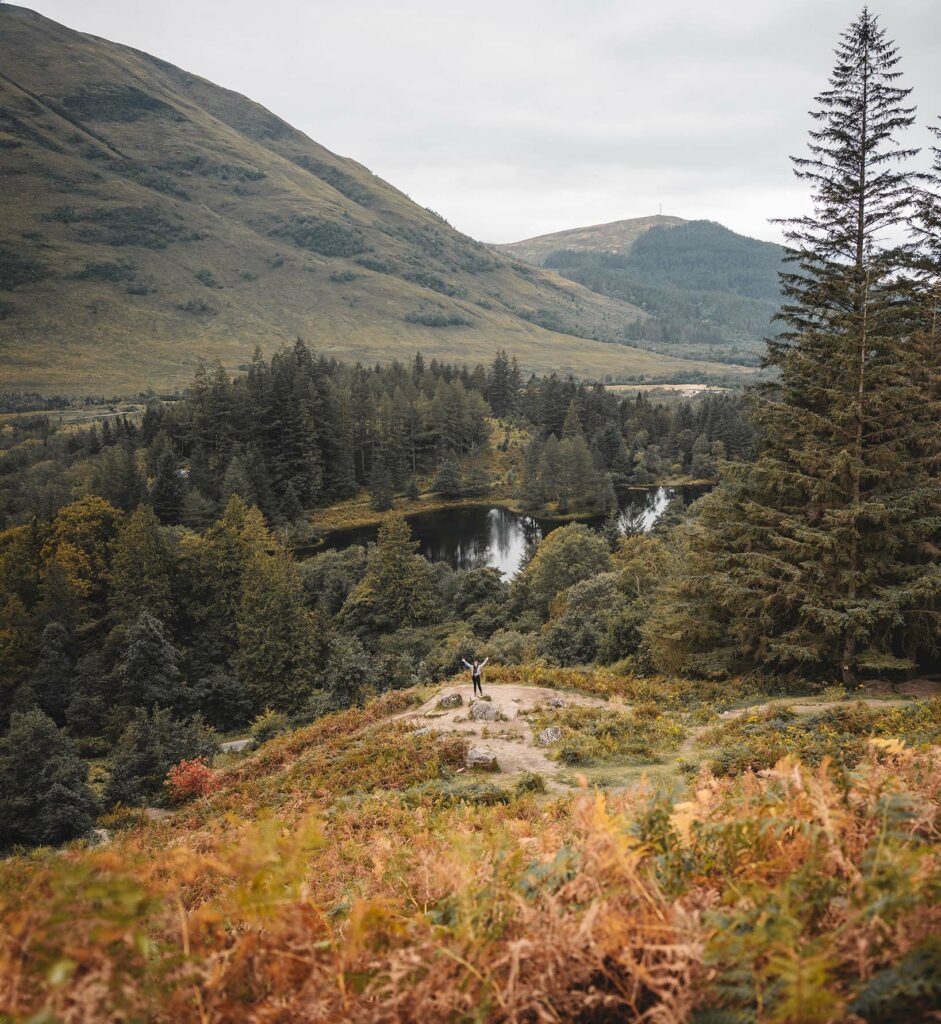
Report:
21,0,941,244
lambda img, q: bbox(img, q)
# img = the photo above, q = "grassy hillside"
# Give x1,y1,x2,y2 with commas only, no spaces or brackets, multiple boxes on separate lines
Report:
501,218,785,365
0,6,753,393
496,213,688,264
2,674,939,1021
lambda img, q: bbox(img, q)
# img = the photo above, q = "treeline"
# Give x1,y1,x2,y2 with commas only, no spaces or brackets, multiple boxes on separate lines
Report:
517,386,752,513
0,347,750,531
0,348,501,530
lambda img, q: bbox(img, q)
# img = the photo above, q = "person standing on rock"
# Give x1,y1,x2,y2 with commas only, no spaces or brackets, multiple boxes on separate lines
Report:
462,656,488,697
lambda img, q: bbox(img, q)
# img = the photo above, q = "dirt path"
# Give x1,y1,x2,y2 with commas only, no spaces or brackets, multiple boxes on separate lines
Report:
716,696,923,722
397,683,612,782
397,680,941,788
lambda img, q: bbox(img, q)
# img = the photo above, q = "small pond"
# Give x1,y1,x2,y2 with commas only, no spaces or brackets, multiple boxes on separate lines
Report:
313,485,709,578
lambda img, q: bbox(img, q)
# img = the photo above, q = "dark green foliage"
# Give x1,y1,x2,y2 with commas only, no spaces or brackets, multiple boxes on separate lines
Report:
185,669,249,732
75,260,136,282
433,453,463,497
540,573,633,665
177,298,216,315
235,548,321,715
848,939,941,1023
0,709,97,848
322,633,371,708
150,444,185,524
546,221,784,365
104,706,217,807
66,205,193,249
300,547,368,617
402,269,460,296
340,514,437,633
30,621,73,723
61,85,185,123
294,156,375,206
404,310,471,327
119,612,182,709
0,242,49,290
368,455,395,511
195,268,220,288
648,11,940,682
271,216,367,256
159,155,265,182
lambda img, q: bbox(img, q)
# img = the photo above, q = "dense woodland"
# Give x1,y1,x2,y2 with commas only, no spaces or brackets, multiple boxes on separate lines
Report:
0,350,750,530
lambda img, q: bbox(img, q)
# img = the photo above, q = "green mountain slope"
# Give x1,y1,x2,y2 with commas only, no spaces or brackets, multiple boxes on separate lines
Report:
499,218,785,365
0,6,753,393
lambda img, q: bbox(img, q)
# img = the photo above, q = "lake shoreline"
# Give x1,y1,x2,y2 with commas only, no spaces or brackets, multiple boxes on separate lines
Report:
296,480,713,561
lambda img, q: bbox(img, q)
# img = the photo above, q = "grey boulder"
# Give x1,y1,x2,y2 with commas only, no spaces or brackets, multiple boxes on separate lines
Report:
537,726,563,746
438,692,463,709
469,700,503,722
466,747,499,771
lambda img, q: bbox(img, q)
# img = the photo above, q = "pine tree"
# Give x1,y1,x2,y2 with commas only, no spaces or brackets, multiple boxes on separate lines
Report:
119,612,183,709
109,505,173,626
368,452,395,511
220,451,257,508
182,496,271,676
281,480,303,522
340,513,436,632
104,706,216,808
235,549,321,715
904,117,941,663
30,621,73,724
561,399,583,439
603,505,622,552
433,452,464,497
0,709,97,848
649,10,939,683
150,444,185,525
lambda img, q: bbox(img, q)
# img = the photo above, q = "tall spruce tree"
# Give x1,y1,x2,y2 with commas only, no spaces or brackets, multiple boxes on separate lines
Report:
119,612,183,709
648,9,939,683
109,505,173,626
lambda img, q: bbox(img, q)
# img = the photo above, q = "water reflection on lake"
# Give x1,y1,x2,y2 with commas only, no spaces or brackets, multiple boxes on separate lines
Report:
315,485,708,578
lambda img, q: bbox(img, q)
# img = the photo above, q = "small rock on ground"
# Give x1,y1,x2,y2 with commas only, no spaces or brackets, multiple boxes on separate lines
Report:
537,726,562,746
438,692,463,709
470,701,503,722
466,747,499,771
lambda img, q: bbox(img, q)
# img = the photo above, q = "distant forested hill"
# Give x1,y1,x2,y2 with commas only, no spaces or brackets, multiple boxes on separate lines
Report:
502,219,785,365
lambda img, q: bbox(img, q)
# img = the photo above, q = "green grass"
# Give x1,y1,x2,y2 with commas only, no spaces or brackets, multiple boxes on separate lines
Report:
0,6,756,394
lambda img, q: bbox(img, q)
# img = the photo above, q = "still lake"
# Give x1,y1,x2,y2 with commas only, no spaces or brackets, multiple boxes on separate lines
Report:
316,485,708,578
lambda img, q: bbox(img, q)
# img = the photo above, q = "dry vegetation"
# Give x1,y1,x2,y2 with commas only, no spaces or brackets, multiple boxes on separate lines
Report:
2,674,940,1022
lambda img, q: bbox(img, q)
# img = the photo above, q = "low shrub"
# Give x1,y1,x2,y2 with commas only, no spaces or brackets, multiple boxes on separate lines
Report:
164,758,220,803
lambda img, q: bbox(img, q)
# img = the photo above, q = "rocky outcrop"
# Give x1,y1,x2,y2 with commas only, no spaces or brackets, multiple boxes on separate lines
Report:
438,692,463,709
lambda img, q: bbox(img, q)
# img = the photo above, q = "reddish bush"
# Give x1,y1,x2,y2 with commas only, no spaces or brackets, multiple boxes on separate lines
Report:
164,757,220,803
